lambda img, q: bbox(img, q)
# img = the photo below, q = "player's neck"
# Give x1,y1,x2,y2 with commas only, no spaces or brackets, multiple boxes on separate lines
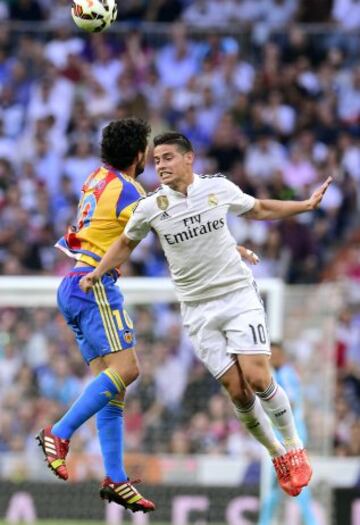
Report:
168,172,194,195
121,166,136,180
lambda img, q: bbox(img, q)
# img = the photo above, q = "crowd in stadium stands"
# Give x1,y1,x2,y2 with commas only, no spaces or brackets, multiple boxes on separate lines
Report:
0,1,359,469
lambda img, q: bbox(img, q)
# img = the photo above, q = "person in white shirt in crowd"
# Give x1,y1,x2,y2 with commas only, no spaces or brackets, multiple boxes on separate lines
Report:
63,141,98,196
332,0,360,30
182,0,234,27
245,128,286,182
281,146,318,191
155,24,200,89
80,132,332,498
44,27,84,70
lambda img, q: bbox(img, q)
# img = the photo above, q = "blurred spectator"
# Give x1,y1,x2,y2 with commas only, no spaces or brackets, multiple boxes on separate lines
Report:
244,128,286,181
156,24,200,89
332,0,360,30
10,0,45,21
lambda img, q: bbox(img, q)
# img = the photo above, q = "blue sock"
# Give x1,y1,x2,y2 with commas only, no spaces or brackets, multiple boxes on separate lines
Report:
97,400,127,482
52,369,125,440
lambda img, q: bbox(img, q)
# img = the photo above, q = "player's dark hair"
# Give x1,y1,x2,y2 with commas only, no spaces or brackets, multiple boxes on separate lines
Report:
101,118,151,170
153,132,194,153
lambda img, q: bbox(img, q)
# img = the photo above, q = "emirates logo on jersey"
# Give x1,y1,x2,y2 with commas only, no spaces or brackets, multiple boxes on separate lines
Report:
208,194,218,206
156,196,169,210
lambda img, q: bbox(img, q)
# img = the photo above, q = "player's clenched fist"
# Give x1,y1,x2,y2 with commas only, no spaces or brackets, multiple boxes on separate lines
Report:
79,272,100,293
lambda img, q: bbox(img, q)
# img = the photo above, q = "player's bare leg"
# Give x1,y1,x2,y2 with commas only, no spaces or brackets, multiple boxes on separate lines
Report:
238,354,312,490
220,362,300,496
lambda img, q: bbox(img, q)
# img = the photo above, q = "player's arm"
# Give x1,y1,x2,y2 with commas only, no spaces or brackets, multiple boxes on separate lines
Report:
79,234,139,292
237,246,260,265
244,176,332,220
80,198,151,292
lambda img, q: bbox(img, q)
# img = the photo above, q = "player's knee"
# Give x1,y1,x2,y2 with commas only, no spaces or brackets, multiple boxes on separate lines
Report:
120,361,140,386
129,362,140,383
222,379,253,406
247,374,270,393
240,361,272,393
231,389,253,407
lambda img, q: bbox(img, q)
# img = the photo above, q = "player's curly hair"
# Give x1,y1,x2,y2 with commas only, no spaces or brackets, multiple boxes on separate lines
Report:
153,132,194,153
101,118,151,170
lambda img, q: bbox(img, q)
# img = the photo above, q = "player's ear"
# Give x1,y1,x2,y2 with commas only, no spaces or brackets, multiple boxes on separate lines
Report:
184,151,194,165
136,150,146,163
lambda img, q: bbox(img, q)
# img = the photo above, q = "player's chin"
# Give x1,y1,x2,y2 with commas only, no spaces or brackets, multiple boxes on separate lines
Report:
160,173,173,183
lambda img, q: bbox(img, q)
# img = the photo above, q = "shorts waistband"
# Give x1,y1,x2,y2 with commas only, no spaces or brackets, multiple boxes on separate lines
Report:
66,267,119,281
70,266,95,273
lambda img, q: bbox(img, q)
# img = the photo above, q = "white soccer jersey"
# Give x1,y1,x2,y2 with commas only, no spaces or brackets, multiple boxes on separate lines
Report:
124,174,256,302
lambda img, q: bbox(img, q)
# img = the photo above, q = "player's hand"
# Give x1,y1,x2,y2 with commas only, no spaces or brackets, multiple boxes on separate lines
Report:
307,176,333,210
79,271,100,293
237,246,260,265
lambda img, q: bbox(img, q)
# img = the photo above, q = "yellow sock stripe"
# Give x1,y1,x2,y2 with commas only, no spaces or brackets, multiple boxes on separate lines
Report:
109,399,125,409
104,369,126,393
109,368,126,391
96,281,123,351
93,283,121,352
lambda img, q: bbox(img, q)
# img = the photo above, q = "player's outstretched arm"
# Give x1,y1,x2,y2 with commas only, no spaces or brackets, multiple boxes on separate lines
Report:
244,177,332,221
79,234,139,292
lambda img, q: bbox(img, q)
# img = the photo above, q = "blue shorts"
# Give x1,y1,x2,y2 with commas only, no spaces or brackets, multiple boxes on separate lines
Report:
57,267,136,364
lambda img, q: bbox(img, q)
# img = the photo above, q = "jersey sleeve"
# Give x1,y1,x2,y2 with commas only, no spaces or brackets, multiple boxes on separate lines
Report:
224,179,256,215
124,199,151,241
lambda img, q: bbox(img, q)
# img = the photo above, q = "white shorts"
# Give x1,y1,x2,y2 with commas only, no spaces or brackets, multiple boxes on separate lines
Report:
181,284,270,380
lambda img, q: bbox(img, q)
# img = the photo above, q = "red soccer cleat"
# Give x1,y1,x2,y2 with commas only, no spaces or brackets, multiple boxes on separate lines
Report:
100,477,156,513
36,426,70,481
272,455,301,497
286,448,313,489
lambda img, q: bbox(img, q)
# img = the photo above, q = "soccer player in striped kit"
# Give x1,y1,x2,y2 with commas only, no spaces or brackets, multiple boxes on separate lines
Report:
37,118,156,513
80,132,332,497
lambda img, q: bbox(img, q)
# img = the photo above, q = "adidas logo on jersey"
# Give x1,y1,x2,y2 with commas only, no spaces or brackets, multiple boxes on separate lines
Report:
160,211,171,220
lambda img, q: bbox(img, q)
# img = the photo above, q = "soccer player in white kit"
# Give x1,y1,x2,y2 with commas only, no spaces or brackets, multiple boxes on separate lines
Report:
80,132,332,497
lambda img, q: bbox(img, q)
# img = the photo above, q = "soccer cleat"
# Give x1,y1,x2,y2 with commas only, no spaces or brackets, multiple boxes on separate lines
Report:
99,477,156,513
286,448,313,489
272,455,301,497
36,426,70,481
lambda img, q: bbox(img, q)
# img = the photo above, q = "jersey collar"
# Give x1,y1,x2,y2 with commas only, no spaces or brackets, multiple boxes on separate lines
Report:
162,173,200,197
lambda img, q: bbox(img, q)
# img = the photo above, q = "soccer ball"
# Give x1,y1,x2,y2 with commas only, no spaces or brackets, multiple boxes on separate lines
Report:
71,0,117,33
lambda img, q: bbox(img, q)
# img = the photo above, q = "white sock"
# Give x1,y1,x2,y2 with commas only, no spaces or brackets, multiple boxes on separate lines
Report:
234,396,286,457
257,379,303,451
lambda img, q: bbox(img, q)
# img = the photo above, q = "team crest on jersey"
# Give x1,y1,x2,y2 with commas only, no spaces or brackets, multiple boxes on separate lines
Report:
124,331,133,344
156,196,169,210
208,193,218,206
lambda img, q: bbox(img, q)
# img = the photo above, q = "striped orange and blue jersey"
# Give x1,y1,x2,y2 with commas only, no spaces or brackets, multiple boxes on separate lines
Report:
56,165,145,267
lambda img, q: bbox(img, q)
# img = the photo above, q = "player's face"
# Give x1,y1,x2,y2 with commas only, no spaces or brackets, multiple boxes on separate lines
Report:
154,144,194,186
